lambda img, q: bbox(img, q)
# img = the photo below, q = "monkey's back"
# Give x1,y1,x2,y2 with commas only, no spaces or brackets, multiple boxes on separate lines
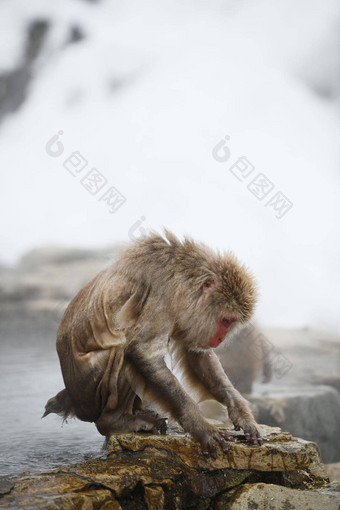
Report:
56,267,128,422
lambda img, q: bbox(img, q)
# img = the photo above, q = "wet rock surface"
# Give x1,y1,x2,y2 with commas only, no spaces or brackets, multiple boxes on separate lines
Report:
0,425,339,509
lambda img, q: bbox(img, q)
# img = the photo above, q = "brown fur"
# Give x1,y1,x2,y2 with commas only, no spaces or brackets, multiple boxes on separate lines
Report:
44,231,262,457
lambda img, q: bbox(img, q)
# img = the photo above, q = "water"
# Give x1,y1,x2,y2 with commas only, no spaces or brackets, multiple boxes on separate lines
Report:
0,330,105,476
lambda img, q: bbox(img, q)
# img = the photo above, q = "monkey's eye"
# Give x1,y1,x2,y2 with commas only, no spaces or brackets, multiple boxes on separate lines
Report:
202,280,215,292
222,317,236,325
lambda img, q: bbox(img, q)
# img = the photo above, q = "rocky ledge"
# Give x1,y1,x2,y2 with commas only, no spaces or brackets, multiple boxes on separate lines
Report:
0,424,339,509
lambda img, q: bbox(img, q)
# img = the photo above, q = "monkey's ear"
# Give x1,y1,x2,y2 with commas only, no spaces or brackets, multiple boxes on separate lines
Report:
202,279,215,292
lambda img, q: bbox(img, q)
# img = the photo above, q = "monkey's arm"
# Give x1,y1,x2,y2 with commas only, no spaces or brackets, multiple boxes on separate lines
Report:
126,342,230,458
185,349,263,445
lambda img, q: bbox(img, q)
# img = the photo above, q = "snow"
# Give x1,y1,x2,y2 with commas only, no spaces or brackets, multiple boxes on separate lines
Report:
0,0,339,332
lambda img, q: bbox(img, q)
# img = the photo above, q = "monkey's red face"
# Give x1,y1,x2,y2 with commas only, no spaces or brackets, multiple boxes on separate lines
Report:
202,316,237,349
197,270,255,350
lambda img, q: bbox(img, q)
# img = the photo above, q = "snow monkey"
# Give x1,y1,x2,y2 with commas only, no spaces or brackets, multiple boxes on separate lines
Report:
44,231,263,458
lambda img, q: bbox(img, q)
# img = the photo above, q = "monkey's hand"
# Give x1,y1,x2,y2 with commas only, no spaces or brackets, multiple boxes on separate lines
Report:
228,409,263,446
197,425,234,459
184,349,263,446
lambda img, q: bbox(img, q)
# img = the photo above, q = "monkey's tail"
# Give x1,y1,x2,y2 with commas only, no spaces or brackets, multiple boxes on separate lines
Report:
42,388,75,421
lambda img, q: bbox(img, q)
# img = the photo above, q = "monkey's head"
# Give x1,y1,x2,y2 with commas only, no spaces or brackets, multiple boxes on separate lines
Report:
169,235,258,351
117,231,257,350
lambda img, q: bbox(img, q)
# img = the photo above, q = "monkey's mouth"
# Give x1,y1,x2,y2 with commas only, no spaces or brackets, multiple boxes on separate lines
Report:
203,317,237,349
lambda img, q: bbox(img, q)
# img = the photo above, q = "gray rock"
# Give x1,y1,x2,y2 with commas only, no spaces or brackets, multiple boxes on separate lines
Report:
325,463,340,483
18,245,116,270
249,385,340,463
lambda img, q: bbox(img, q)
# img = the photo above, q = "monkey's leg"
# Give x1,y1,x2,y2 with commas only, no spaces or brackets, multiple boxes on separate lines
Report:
185,349,263,445
131,392,168,433
135,409,167,434
96,409,166,436
96,376,166,436
127,346,230,459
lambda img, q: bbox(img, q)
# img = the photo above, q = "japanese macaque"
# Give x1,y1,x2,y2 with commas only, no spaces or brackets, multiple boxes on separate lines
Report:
44,231,263,458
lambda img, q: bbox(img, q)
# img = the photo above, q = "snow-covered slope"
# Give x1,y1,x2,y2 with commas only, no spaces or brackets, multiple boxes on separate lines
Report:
1,0,339,331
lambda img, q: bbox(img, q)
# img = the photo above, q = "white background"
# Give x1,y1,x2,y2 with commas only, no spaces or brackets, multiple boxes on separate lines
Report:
0,0,339,331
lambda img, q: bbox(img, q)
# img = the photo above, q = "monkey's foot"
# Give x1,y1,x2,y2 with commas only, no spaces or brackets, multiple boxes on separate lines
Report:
233,421,263,446
134,410,167,434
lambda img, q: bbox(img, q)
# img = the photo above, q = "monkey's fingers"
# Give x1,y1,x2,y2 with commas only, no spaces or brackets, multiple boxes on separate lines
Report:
232,421,263,445
199,429,230,459
215,433,230,454
219,430,235,442
201,436,218,460
243,427,263,446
